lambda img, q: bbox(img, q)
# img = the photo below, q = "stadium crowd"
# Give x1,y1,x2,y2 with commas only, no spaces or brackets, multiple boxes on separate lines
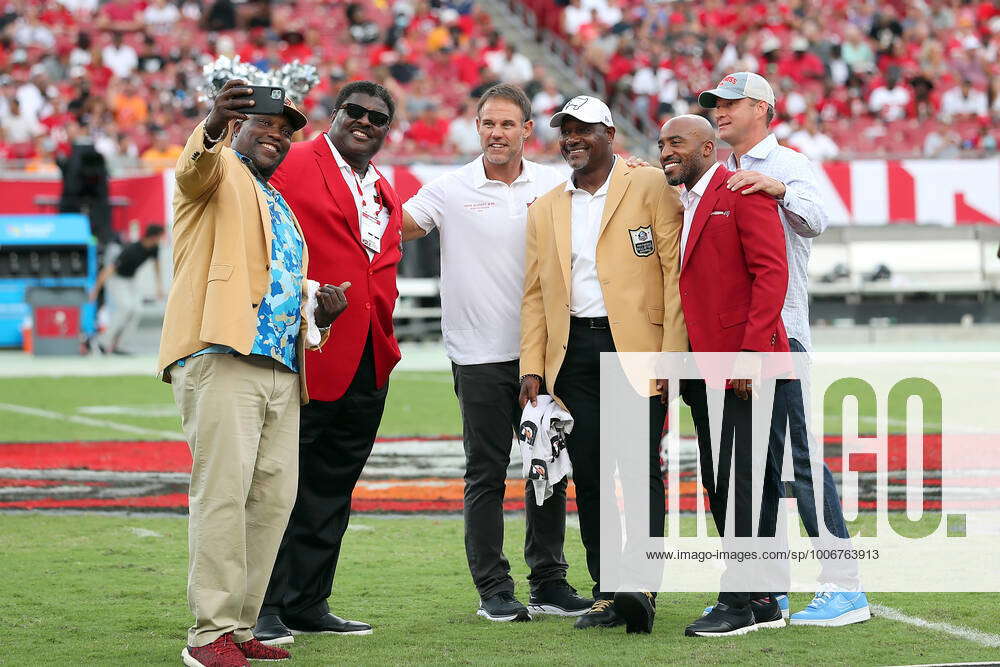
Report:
525,0,1000,158
0,0,567,174
1,0,998,176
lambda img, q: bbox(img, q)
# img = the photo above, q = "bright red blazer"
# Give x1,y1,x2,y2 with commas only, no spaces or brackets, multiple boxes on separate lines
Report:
678,165,790,354
271,134,402,402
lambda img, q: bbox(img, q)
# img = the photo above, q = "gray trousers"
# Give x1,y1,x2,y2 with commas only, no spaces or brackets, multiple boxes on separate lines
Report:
452,360,569,599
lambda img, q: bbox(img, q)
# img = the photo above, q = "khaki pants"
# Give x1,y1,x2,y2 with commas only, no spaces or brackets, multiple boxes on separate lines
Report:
170,352,300,647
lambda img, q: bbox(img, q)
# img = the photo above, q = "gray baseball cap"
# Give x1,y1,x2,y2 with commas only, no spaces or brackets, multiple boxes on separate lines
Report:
698,72,775,108
549,95,615,128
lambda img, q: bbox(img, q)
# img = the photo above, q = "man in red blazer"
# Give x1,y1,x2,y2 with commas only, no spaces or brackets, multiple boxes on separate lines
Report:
254,81,402,644
658,115,789,638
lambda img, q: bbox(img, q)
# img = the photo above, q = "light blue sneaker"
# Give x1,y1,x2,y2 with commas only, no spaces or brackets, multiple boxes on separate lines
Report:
789,591,871,626
703,594,788,619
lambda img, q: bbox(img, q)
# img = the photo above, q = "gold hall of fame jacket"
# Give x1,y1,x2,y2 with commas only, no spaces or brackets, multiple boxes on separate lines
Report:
519,160,688,404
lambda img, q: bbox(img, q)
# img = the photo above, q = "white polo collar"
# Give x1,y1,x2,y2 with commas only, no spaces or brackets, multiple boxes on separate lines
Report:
472,155,536,189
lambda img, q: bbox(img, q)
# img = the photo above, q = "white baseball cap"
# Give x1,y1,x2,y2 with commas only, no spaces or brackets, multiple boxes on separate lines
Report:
549,95,615,128
698,72,775,108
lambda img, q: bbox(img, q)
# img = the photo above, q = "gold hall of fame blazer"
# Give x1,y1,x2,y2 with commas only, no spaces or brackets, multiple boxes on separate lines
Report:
156,120,327,405
519,160,688,403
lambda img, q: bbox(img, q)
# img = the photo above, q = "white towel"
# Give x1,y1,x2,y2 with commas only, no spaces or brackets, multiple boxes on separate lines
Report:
518,396,573,506
303,279,322,347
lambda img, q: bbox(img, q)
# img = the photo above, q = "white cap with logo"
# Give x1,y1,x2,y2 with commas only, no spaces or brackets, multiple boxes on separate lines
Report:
549,95,615,128
698,72,775,109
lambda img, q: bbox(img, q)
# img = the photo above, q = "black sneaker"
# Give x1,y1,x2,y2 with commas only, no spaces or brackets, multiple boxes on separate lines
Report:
528,581,594,617
614,591,655,634
477,591,531,622
573,599,625,629
750,596,785,629
684,602,757,637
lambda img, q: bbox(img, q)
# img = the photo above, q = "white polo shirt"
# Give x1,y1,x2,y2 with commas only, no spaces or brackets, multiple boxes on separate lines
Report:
565,157,616,317
404,155,566,365
325,134,389,261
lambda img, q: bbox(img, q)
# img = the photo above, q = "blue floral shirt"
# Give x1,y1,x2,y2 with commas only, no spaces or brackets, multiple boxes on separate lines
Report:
244,155,303,372
181,153,304,372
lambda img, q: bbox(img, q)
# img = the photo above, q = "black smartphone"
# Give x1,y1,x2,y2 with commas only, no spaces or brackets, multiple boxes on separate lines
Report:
246,85,285,115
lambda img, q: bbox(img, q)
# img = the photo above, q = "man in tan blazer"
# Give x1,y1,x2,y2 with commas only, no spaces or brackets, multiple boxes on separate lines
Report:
157,80,347,667
518,96,686,635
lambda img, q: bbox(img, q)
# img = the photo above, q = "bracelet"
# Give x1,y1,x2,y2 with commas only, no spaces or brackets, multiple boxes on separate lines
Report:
519,373,542,385
204,124,228,146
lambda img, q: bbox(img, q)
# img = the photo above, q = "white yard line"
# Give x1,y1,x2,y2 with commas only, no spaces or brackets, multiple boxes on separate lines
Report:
0,402,184,440
873,603,1000,648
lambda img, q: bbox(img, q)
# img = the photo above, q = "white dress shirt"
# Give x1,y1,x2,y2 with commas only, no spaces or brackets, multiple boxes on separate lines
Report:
565,158,616,318
325,134,389,261
678,162,722,268
404,156,566,365
727,133,829,351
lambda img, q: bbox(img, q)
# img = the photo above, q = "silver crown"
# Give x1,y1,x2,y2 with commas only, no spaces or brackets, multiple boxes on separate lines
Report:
198,55,319,104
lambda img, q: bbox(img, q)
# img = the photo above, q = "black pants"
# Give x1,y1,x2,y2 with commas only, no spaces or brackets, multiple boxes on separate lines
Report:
260,336,388,619
452,360,569,599
554,319,667,600
684,380,780,608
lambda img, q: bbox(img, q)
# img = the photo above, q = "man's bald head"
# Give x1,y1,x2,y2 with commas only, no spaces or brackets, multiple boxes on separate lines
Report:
658,115,718,189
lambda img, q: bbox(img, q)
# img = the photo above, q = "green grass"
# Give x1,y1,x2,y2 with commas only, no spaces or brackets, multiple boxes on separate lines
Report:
0,372,465,442
1,514,998,665
3,372,910,443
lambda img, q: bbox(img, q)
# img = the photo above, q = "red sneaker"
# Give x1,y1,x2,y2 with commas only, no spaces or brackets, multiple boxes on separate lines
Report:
181,633,249,667
235,637,291,661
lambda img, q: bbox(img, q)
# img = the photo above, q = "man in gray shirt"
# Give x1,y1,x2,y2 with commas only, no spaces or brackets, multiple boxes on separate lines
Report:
699,71,870,627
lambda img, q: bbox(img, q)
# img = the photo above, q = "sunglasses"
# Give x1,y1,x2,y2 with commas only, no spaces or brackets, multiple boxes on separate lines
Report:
340,103,390,128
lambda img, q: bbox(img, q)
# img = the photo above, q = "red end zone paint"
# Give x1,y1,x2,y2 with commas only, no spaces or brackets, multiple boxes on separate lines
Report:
0,441,192,472
1,436,995,512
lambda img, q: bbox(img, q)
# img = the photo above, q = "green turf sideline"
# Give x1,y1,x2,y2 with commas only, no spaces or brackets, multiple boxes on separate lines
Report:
2,514,998,665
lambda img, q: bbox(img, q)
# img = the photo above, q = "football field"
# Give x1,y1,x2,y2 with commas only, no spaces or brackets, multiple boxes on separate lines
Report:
2,370,999,665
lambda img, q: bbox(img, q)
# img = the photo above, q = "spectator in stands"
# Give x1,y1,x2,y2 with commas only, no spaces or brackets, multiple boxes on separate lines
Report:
101,31,138,80
0,98,42,146
98,0,143,33
143,0,180,33
137,34,165,74
446,103,481,156
141,127,182,171
471,65,501,99
841,25,876,73
788,114,840,162
347,2,381,45
531,78,563,143
202,0,237,32
89,223,165,355
869,69,911,121
940,79,989,120
487,44,533,87
406,106,449,151
563,0,591,39
111,79,148,126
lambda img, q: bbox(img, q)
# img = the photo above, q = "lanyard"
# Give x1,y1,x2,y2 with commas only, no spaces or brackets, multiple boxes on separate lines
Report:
351,168,384,218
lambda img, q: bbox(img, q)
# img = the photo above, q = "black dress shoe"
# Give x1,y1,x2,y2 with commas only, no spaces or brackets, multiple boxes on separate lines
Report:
573,599,625,629
614,591,655,634
283,612,373,636
254,614,294,646
684,602,756,637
